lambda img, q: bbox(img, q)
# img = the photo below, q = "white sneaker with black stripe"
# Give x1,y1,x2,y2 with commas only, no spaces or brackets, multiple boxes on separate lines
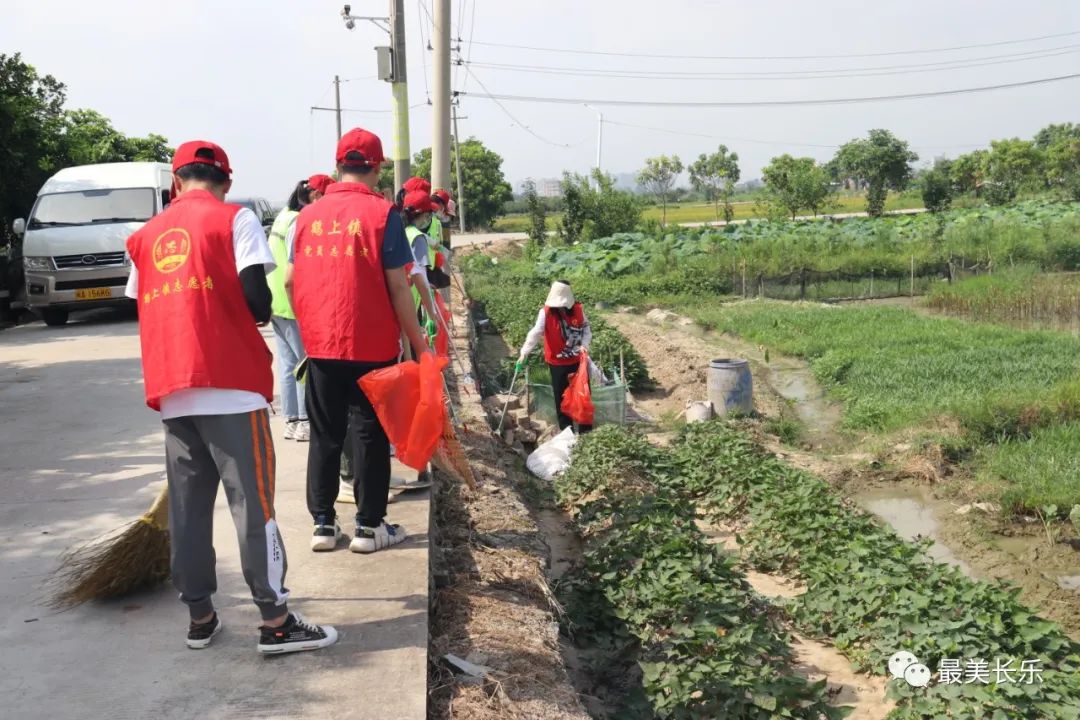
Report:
349,522,408,553
310,517,341,551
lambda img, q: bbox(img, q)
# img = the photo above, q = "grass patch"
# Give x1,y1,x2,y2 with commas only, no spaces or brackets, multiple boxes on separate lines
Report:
679,302,1080,436
978,422,1080,517
926,268,1080,332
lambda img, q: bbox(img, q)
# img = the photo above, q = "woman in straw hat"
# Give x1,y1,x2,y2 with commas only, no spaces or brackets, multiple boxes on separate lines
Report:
516,280,593,433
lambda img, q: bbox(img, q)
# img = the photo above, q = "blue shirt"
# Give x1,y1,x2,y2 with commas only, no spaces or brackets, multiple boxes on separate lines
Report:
287,207,413,270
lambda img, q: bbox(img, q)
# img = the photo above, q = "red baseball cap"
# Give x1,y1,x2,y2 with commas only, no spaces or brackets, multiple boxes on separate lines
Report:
307,174,334,194
172,140,232,176
403,176,431,194
336,128,386,167
431,189,452,207
402,190,434,214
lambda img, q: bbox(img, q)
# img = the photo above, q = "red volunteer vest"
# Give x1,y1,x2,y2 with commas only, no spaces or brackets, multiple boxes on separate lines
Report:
126,189,273,411
543,303,587,366
292,182,401,362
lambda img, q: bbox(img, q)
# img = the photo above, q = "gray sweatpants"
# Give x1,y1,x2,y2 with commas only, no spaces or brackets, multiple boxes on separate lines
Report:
164,409,289,622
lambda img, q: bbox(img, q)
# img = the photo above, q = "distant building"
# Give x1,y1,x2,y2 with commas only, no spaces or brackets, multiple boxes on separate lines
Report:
536,178,562,198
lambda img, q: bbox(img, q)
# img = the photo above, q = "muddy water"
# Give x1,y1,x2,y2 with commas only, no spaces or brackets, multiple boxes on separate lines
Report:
768,363,843,446
857,487,974,576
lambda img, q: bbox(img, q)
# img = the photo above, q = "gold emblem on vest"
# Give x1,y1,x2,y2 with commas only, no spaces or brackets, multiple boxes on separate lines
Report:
152,228,192,273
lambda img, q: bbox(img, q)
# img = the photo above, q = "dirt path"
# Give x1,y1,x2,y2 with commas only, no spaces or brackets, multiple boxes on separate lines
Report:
427,282,591,720
605,309,843,450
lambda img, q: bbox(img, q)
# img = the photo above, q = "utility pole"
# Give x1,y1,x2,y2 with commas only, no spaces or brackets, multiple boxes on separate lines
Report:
333,75,343,139
584,104,603,186
452,103,466,231
389,0,411,193
431,0,452,191
341,3,409,192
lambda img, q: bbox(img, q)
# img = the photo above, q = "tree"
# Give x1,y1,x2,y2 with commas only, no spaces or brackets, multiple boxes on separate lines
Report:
637,154,683,226
689,145,740,222
1033,122,1080,150
1,53,68,242
761,154,833,220
412,137,512,230
920,159,953,213
831,129,918,217
557,170,642,244
950,150,989,196
522,179,547,250
1033,123,1080,198
983,138,1041,205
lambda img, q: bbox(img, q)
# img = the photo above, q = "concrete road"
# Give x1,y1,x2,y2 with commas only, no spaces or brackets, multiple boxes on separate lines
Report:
0,308,429,720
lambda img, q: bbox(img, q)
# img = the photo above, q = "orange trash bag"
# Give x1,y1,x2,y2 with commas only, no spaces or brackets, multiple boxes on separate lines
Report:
433,294,450,358
359,353,449,471
560,351,594,426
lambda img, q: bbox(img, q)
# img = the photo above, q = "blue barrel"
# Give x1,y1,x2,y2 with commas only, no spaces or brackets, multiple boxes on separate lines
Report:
707,358,753,416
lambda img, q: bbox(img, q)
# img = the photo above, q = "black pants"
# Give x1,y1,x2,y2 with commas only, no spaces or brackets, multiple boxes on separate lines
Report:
549,361,593,433
306,357,396,527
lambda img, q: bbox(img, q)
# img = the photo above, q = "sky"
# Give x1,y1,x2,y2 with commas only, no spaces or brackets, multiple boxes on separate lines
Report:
3,1,1078,202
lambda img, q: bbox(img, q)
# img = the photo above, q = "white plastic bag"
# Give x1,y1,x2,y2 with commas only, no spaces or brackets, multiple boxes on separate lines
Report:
526,427,578,481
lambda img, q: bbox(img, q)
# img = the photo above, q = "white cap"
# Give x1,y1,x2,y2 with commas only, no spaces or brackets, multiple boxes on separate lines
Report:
544,281,575,308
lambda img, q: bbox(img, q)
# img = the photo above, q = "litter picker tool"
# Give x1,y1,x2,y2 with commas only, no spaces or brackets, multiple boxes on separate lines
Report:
496,364,522,435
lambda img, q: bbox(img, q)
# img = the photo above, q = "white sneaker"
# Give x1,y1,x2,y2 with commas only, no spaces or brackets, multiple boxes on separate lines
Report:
336,479,355,504
310,519,342,551
293,420,310,442
350,522,408,553
283,421,297,440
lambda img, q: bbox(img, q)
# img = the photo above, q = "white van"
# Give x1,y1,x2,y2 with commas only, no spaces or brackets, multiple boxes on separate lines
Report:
12,162,172,326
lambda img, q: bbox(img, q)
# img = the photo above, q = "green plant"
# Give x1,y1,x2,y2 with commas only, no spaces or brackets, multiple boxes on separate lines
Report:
557,427,844,719
637,155,685,226
831,129,919,217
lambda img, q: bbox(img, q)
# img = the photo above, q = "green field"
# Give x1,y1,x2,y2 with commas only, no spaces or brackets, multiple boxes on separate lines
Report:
926,269,1080,332
493,191,926,232
676,301,1080,513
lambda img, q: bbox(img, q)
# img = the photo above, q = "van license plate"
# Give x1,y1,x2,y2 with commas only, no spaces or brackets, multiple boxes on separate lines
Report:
74,287,112,300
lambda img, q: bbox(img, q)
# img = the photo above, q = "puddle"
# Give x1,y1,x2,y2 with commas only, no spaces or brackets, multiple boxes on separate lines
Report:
858,488,974,576
768,365,843,445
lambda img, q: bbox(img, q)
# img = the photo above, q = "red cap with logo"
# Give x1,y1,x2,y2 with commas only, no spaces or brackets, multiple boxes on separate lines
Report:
402,176,431,194
307,174,334,194
172,140,232,176
335,128,386,167
402,190,434,214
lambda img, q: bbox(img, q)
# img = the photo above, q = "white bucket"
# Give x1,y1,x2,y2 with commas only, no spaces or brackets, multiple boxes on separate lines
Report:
685,400,714,423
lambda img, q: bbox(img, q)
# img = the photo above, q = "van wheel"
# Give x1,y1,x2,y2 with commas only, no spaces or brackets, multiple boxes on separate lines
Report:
41,308,70,327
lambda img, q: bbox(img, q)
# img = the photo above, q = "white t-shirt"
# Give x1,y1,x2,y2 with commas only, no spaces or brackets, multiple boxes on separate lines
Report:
126,207,276,420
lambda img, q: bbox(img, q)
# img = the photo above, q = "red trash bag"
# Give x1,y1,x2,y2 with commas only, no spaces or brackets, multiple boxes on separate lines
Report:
359,353,449,470
560,351,594,426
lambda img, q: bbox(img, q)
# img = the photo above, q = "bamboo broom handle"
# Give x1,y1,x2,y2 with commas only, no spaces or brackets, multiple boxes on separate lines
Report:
143,485,170,530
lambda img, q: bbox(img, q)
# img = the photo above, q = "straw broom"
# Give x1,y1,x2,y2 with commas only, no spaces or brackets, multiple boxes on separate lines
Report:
432,413,477,490
48,485,171,608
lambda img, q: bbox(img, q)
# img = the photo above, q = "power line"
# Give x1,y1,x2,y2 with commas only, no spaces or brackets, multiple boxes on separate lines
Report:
460,72,1080,108
464,44,1080,81
461,67,574,148
416,0,432,103
466,29,1080,61
460,0,479,93
312,104,428,114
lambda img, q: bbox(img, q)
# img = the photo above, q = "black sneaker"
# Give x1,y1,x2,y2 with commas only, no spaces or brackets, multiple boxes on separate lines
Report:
310,515,341,552
186,612,222,649
257,613,339,655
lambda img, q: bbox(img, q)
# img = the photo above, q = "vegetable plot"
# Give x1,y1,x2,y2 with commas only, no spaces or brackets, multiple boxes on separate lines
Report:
560,424,1080,719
